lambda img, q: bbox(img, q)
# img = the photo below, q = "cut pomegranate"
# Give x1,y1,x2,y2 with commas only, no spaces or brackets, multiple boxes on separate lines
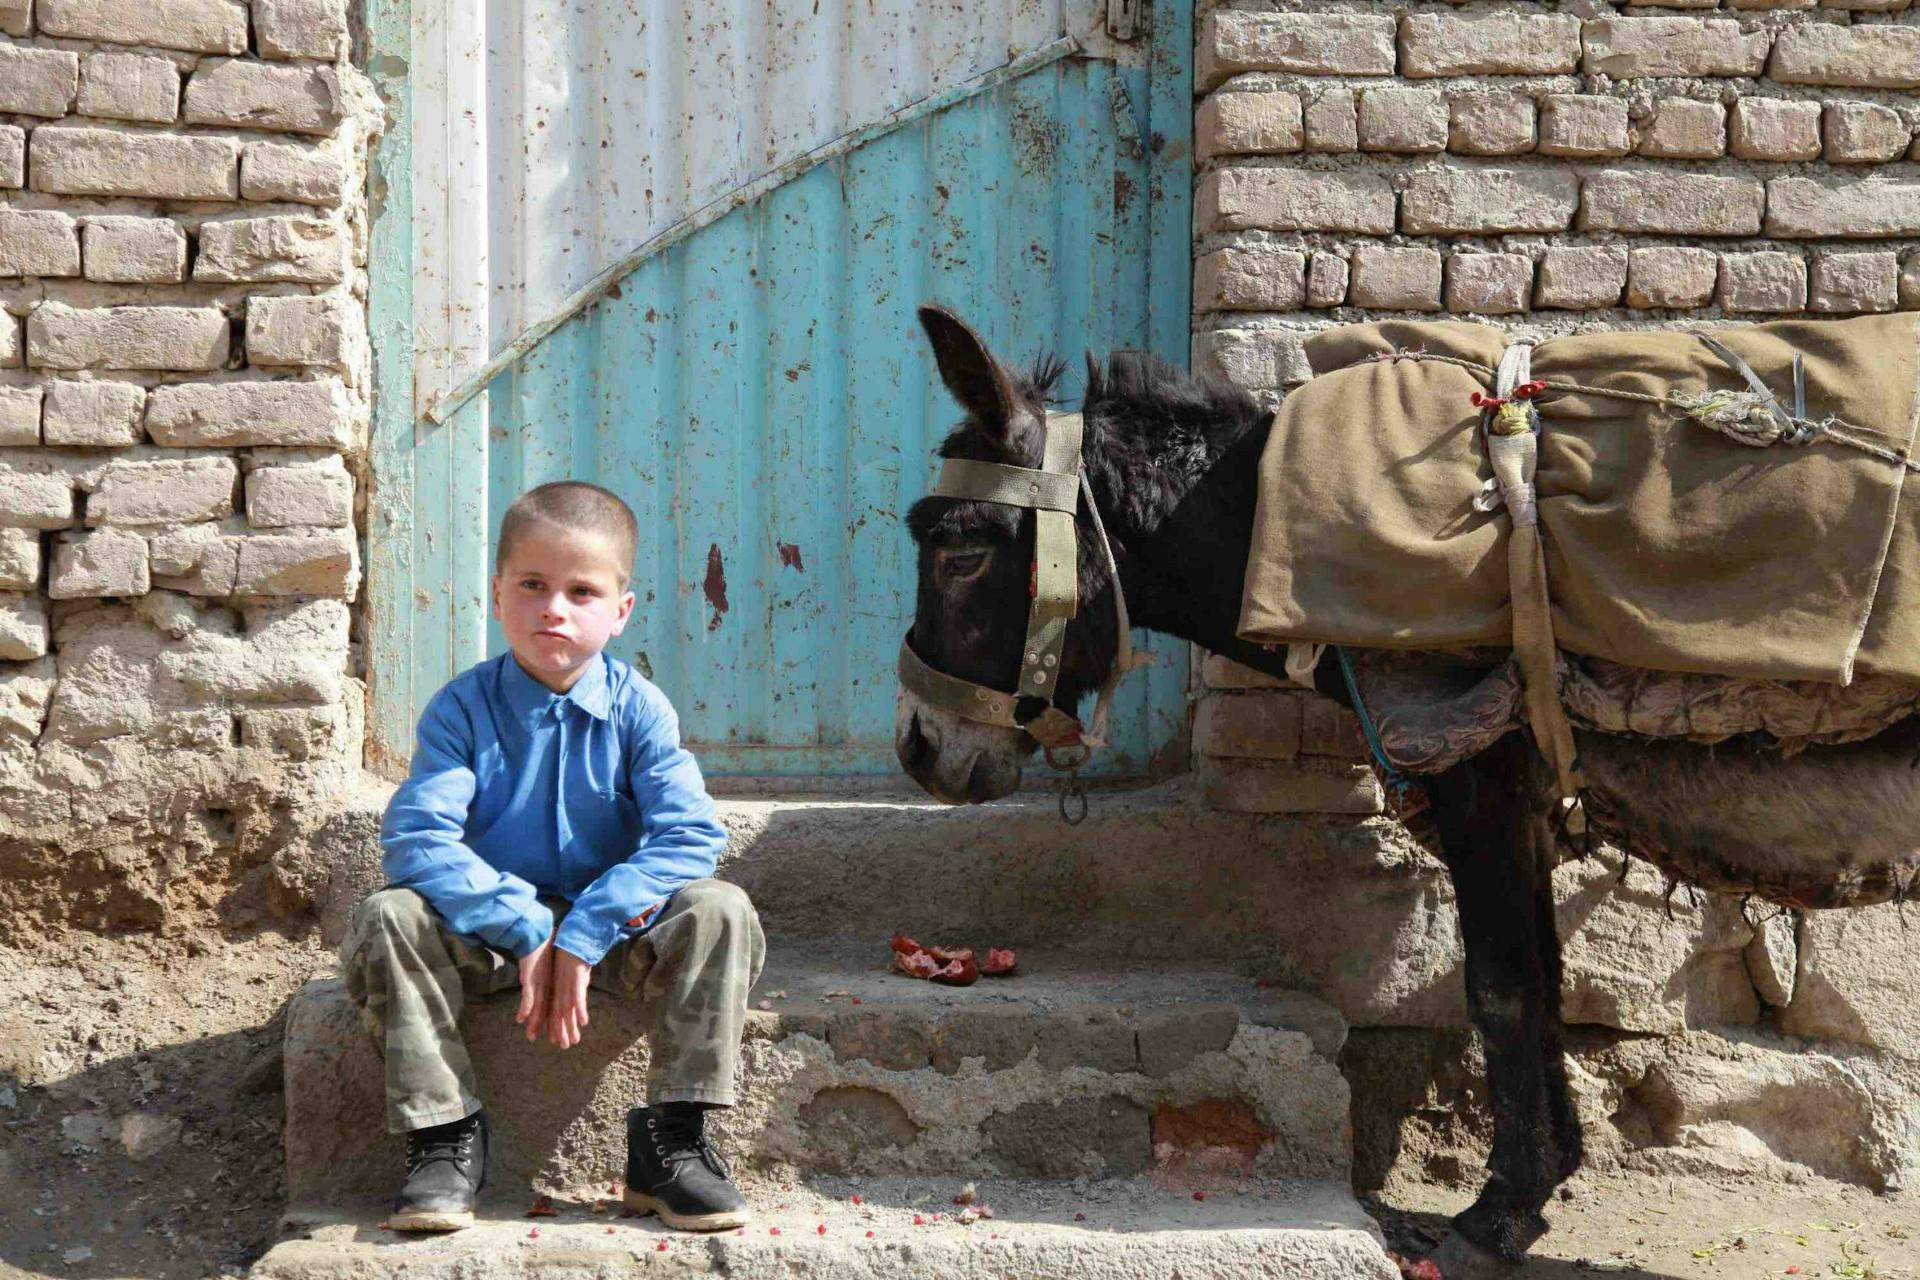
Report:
888,934,978,985
929,954,978,986
892,949,940,979
981,947,1017,976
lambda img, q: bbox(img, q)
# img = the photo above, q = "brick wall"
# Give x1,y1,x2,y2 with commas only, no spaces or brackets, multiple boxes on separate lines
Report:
1191,0,1920,814
0,0,377,915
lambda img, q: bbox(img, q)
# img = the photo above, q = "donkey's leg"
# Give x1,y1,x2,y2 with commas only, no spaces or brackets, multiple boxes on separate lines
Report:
1424,740,1580,1273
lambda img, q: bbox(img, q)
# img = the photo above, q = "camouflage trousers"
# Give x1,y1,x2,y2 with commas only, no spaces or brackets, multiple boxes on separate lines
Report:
342,879,765,1133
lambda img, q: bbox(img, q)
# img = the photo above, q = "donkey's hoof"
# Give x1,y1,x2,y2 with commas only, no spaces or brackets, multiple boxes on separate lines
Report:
1427,1234,1521,1280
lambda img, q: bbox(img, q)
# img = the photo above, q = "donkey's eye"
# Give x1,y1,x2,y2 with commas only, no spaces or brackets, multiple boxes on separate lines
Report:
937,547,991,581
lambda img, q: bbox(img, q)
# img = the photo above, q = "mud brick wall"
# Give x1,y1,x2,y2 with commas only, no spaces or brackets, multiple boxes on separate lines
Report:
1190,0,1920,816
0,0,379,928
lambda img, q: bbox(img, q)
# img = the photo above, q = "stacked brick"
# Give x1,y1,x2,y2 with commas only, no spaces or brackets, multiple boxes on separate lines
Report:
1192,1,1920,813
0,0,371,765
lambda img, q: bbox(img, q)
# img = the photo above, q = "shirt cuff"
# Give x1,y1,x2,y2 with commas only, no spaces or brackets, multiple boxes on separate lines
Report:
498,903,555,959
552,910,620,967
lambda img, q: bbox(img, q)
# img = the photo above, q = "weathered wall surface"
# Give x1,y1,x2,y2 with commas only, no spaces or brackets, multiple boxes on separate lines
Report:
1188,0,1920,1193
0,0,381,936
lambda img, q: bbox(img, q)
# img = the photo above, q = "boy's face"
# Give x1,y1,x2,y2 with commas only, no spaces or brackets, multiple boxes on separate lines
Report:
491,526,636,693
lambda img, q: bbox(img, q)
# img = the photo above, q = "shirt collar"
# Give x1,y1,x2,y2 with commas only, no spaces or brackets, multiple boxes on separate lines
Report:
500,652,614,724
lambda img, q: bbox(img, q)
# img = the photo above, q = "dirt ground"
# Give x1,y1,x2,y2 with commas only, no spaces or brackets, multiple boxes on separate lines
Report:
0,930,335,1280
2,929,1916,1280
1370,1174,1920,1279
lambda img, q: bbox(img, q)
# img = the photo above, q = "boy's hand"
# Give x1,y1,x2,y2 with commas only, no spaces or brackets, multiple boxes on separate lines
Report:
515,934,555,1042
546,949,592,1049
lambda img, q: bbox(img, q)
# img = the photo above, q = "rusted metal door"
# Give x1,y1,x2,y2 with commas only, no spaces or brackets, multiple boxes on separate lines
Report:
371,0,1193,779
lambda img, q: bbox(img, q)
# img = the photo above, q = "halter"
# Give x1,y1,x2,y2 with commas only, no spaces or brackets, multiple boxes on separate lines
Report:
898,411,1150,772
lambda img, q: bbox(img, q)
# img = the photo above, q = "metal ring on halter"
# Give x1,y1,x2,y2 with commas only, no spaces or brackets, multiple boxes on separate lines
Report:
1043,741,1091,771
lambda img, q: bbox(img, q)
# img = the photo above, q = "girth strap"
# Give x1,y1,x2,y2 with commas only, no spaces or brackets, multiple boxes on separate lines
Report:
1485,343,1587,831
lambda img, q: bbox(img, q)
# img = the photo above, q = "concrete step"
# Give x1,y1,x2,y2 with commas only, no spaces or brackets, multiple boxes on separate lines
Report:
284,943,1354,1207
259,1175,1399,1280
304,780,1454,1024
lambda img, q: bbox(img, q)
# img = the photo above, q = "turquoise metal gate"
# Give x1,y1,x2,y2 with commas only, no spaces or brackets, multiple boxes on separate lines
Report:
367,3,1193,780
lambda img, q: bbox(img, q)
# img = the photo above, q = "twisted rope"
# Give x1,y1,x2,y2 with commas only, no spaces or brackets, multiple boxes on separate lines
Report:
1343,349,1920,474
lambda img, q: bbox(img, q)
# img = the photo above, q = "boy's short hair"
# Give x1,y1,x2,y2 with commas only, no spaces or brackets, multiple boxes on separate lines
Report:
496,482,639,586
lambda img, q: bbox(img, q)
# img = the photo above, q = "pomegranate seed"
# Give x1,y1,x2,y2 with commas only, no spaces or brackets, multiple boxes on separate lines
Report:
769,1227,782,1236
851,997,863,1005
781,1183,793,1192
817,1224,827,1236
851,1195,862,1206
913,1214,926,1226
656,1241,669,1252
865,1231,875,1239
528,1228,540,1239
1193,1192,1206,1202
1074,1213,1086,1222
605,1227,614,1234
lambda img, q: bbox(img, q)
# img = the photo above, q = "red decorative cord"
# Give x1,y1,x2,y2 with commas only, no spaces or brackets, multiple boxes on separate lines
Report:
1470,380,1547,410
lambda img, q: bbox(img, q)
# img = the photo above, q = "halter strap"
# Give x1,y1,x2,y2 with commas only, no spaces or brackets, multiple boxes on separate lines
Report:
898,410,1149,756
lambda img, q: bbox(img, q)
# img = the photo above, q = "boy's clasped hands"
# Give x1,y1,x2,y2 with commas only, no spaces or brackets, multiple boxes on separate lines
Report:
514,933,594,1049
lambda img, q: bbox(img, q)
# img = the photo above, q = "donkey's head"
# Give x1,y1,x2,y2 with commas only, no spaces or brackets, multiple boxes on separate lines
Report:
895,307,1126,804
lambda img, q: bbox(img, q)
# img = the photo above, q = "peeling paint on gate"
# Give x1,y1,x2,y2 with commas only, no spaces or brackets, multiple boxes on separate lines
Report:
704,544,731,630
368,0,1193,779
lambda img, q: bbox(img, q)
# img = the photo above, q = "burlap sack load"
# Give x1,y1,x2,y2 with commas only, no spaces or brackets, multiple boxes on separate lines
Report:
1238,313,1920,688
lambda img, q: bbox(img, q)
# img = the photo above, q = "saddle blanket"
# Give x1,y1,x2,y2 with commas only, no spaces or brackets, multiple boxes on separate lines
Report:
1237,313,1920,686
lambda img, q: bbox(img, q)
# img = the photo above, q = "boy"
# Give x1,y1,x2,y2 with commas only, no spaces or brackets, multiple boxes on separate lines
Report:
343,481,764,1233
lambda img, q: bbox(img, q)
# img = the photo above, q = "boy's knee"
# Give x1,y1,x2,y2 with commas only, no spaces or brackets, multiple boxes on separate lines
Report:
674,878,755,927
357,887,436,939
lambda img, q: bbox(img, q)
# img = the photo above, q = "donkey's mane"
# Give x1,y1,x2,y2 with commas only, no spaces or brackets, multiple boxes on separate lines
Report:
1080,349,1269,535
918,346,1269,544
1083,349,1263,440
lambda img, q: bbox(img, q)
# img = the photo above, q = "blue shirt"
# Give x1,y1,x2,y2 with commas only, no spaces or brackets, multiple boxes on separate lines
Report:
379,652,727,966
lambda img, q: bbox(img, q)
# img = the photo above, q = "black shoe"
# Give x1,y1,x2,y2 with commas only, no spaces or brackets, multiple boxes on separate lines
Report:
390,1110,487,1231
623,1104,748,1231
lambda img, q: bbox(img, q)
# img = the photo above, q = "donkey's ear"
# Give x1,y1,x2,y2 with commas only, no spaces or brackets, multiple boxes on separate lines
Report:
919,306,1018,433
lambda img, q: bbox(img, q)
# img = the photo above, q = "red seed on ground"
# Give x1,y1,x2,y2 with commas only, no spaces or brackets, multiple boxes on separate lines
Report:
851,1195,862,1205
865,1231,875,1239
913,1215,926,1226
781,1183,793,1191
528,1228,540,1239
1074,1212,1086,1221
656,1241,668,1251
1193,1192,1206,1201
851,997,862,1005
769,1227,781,1236
817,1224,826,1236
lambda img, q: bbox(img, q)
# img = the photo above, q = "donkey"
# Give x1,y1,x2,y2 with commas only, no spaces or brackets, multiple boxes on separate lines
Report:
893,307,1920,1278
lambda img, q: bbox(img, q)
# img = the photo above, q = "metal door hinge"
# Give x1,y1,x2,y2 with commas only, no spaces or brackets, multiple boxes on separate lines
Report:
1107,0,1142,41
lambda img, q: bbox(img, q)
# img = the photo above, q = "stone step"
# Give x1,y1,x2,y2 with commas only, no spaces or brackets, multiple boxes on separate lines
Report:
259,1175,1399,1280
284,943,1354,1207
304,780,1453,1023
